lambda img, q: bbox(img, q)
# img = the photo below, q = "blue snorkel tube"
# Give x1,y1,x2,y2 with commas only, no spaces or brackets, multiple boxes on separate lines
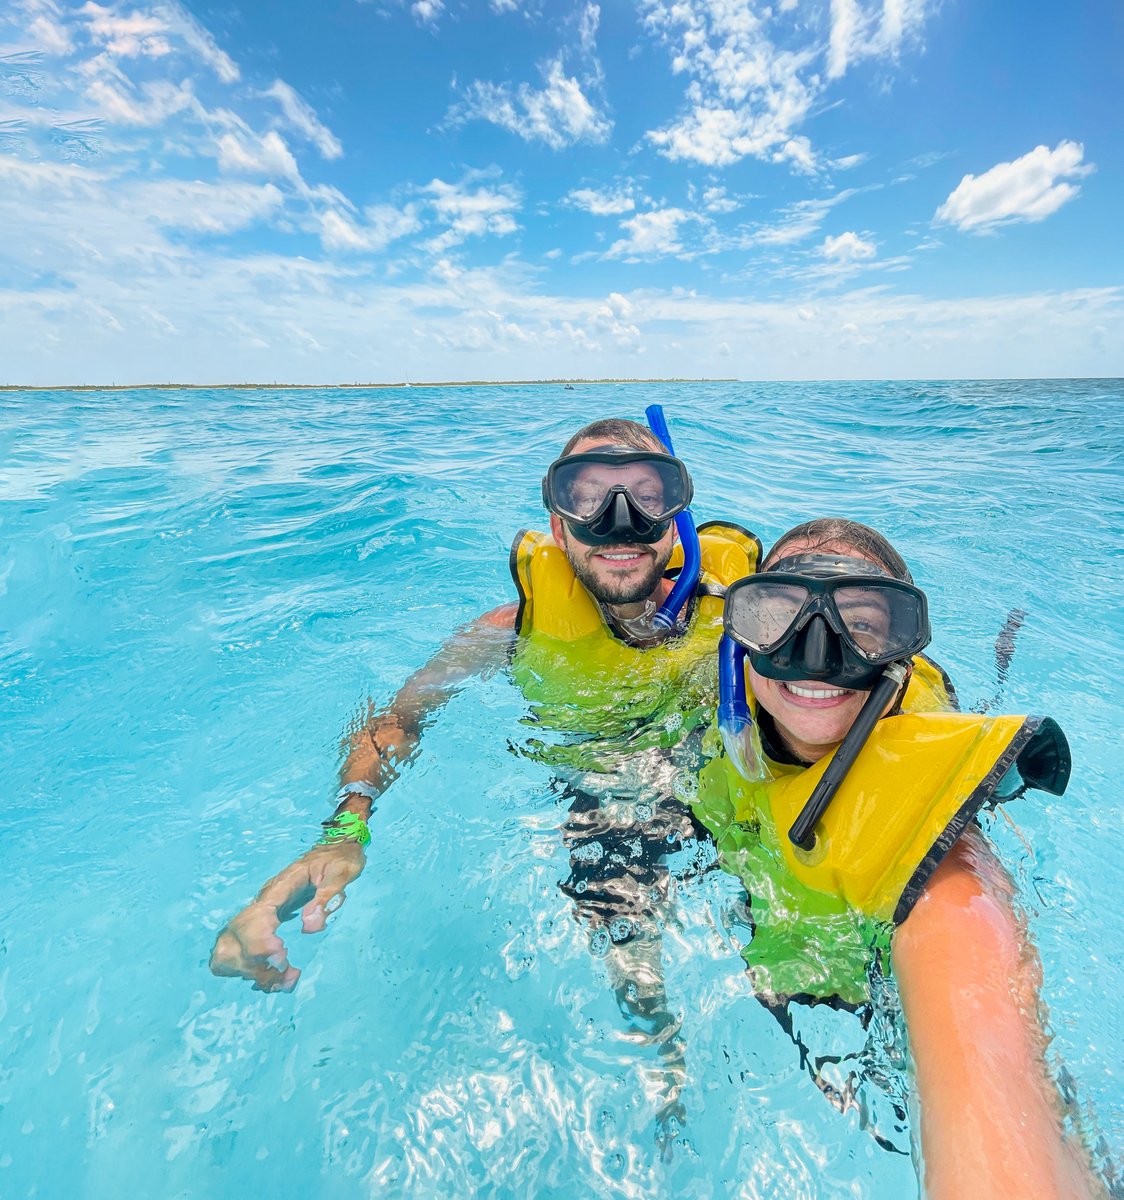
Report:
718,634,765,781
718,634,749,747
645,404,764,779
644,404,701,632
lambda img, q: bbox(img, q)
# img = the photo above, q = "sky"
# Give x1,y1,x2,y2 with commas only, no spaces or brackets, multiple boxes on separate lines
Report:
1,0,1122,384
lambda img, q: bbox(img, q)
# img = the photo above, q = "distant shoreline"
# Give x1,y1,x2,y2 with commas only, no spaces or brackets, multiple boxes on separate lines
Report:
3,376,1119,392
0,378,737,392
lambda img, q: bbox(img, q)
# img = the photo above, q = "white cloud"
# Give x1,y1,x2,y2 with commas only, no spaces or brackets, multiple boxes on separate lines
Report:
831,152,866,171
490,0,521,11
749,190,856,246
28,12,73,56
820,230,875,261
0,154,103,199
827,0,928,79
648,96,817,171
165,4,240,82
79,2,171,58
75,0,233,80
0,146,1119,385
455,56,610,149
604,207,697,260
641,0,934,170
577,2,600,57
136,178,284,233
84,77,195,126
590,290,641,346
423,176,521,251
935,141,1093,233
320,203,421,253
827,0,857,79
217,130,299,181
262,79,343,160
701,186,738,213
411,0,444,25
566,185,635,215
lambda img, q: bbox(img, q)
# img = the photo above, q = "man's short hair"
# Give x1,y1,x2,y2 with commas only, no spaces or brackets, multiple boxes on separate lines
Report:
560,418,667,457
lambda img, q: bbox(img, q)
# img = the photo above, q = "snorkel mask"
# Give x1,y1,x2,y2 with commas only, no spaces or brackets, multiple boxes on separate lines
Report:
541,446,693,547
544,407,701,633
718,553,932,850
728,553,930,691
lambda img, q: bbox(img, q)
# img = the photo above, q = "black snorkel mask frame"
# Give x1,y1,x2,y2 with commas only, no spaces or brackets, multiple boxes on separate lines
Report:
541,446,693,548
720,553,932,852
726,552,931,693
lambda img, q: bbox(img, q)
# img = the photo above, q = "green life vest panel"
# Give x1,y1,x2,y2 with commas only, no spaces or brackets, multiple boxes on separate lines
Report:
509,521,760,771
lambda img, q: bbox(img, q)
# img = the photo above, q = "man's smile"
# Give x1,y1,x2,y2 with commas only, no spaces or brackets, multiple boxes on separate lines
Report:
593,548,650,565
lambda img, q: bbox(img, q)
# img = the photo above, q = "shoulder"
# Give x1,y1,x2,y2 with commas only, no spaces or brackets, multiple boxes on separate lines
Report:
894,828,1021,970
479,603,518,630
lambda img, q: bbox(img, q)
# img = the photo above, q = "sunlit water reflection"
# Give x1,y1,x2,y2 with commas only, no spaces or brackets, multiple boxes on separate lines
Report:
1,380,1121,1197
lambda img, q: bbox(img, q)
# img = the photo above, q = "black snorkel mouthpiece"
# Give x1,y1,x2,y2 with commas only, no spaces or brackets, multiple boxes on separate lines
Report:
788,661,910,851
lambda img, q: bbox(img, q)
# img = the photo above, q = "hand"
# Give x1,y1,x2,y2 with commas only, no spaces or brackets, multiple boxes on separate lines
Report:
209,841,366,992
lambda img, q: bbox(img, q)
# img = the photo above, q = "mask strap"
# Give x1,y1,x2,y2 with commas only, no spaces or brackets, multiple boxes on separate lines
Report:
788,661,910,851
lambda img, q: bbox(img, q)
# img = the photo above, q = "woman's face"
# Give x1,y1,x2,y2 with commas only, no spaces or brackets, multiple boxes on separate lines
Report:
747,538,894,763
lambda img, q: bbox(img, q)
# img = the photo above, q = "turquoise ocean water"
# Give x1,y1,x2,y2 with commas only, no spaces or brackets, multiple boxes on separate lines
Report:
1,381,1121,1198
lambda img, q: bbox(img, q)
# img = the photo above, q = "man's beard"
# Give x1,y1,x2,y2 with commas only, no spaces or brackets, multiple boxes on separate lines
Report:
567,545,671,607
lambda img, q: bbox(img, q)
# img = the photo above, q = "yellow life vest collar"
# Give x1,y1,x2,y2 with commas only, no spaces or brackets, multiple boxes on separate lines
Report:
732,709,1070,925
509,520,761,646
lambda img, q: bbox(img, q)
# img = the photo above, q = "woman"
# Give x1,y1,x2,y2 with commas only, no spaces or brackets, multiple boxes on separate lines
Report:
697,518,1101,1199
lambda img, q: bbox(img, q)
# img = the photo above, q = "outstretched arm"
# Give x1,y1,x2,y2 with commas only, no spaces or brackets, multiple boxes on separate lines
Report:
893,826,1102,1199
210,603,518,991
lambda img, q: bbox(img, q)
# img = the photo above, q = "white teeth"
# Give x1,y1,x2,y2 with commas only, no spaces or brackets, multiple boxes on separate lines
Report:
785,683,848,699
600,552,641,560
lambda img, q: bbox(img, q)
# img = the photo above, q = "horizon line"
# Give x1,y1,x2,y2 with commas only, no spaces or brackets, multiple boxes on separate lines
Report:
0,378,739,392
3,375,1122,392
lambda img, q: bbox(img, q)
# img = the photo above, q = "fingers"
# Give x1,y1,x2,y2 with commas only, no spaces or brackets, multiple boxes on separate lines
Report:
210,939,298,992
300,882,346,934
251,961,301,993
210,906,302,992
212,849,364,990
299,850,361,933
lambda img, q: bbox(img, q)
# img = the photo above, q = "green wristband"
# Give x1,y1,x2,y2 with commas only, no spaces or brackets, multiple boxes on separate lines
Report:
318,810,371,847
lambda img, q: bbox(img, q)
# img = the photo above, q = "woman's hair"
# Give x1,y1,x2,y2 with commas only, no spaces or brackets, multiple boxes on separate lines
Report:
764,517,914,583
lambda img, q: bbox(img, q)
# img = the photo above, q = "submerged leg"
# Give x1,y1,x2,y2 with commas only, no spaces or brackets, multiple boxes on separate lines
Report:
558,784,709,1156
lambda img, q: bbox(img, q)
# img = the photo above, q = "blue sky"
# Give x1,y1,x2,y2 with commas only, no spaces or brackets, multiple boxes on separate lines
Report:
1,0,1121,384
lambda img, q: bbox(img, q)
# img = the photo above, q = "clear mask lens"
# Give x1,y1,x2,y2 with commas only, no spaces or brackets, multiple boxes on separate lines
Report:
833,585,925,660
726,576,928,663
726,580,809,650
548,455,688,523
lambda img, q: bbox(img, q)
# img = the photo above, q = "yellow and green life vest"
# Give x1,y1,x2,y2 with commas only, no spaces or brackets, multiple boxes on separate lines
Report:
508,521,760,771
693,660,1070,1004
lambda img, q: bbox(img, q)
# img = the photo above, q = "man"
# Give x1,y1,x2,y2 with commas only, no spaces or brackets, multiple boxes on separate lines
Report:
211,417,758,1016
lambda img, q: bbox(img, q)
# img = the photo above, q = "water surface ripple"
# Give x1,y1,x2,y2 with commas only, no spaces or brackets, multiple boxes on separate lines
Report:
1,380,1121,1198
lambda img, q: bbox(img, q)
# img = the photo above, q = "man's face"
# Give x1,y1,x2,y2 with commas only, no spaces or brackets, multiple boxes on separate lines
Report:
549,437,677,606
